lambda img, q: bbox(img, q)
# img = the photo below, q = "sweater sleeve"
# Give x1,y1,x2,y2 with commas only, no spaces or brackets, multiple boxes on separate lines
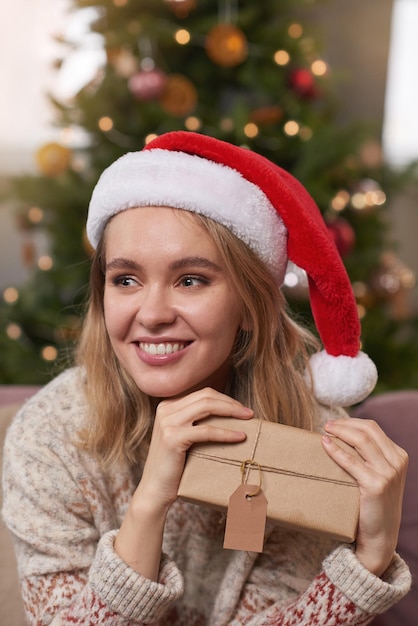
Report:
230,545,411,625
89,530,184,622
18,532,184,625
2,398,184,625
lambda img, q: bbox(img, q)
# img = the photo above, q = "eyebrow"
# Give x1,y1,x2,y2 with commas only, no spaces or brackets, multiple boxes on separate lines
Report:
105,256,223,273
170,257,222,272
105,258,140,272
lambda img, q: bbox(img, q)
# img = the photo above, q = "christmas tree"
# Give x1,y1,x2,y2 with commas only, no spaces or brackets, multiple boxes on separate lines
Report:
1,0,418,391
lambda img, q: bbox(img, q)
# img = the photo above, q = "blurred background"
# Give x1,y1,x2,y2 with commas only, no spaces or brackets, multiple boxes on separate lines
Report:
1,0,417,390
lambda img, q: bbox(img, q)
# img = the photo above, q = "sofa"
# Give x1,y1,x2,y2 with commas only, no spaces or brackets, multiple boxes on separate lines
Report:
1,386,416,625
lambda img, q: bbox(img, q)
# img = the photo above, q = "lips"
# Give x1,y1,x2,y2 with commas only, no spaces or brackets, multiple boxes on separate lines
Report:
138,342,188,356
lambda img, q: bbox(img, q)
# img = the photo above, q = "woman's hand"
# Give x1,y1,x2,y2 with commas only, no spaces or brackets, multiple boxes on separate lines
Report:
139,387,253,509
322,417,408,577
115,388,253,579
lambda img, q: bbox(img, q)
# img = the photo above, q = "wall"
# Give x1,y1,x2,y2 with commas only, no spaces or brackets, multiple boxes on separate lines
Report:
309,0,417,308
309,0,393,128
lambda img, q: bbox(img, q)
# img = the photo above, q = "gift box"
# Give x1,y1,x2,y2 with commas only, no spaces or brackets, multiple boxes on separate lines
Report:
178,417,359,545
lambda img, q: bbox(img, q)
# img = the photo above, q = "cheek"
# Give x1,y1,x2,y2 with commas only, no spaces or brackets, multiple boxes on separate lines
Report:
103,294,130,339
205,301,242,344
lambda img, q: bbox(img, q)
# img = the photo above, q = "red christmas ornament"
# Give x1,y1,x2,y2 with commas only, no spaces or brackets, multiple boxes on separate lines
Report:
326,217,355,257
128,68,167,101
288,68,317,99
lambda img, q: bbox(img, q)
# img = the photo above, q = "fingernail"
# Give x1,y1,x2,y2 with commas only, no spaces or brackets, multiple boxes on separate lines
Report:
322,435,332,445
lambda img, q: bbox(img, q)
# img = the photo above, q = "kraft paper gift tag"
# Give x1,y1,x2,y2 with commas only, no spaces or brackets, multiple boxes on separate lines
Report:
223,482,268,553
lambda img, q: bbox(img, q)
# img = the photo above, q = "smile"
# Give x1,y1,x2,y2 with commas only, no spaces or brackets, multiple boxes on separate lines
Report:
139,342,188,355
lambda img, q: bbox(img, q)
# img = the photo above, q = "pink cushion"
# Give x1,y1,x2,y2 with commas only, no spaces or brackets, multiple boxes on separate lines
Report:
0,386,40,407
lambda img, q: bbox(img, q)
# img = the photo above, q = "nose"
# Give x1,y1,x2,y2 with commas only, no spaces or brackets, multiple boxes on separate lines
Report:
134,285,177,329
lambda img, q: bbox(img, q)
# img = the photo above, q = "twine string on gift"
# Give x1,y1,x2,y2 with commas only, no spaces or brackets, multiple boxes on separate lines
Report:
240,459,262,498
240,419,263,498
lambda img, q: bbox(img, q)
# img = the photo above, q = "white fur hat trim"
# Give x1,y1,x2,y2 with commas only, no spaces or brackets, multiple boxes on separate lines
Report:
87,149,288,282
306,350,378,407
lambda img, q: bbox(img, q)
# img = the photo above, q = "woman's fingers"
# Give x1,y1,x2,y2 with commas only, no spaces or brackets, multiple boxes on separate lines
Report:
155,387,253,451
321,417,409,576
322,417,408,504
160,422,247,453
325,417,403,460
158,387,253,424
323,418,405,478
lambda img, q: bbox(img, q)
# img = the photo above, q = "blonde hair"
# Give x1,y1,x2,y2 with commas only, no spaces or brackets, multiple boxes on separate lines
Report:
76,210,320,467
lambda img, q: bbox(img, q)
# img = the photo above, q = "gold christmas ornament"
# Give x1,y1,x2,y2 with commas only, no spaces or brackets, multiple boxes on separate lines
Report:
35,143,72,177
205,23,248,67
159,74,198,117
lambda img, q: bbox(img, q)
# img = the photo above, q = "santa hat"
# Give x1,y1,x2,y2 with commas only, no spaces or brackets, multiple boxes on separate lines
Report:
87,131,377,406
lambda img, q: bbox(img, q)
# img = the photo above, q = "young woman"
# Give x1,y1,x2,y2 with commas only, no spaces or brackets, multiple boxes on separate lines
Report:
2,132,410,625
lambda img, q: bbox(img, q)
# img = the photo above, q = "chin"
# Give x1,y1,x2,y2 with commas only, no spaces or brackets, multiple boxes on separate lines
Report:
132,379,196,400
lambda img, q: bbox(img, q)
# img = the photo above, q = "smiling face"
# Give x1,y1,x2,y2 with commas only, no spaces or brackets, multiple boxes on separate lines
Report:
103,206,243,399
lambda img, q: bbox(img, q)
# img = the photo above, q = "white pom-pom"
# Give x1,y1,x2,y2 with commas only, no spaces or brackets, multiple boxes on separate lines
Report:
306,351,378,407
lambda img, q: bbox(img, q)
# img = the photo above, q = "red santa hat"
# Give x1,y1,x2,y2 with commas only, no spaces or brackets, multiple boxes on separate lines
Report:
87,131,377,406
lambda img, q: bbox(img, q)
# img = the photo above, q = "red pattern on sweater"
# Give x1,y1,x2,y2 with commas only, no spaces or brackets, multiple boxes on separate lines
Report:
255,574,370,626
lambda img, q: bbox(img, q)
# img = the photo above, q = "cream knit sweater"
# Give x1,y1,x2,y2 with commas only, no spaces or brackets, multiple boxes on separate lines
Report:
2,368,411,625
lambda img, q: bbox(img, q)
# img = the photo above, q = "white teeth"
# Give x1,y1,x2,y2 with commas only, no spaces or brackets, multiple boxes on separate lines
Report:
140,342,184,355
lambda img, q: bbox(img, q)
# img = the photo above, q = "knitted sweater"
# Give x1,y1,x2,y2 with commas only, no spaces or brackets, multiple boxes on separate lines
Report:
2,368,411,625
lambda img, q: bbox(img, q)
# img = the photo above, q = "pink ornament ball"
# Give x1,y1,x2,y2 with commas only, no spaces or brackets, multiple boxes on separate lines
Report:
128,68,167,101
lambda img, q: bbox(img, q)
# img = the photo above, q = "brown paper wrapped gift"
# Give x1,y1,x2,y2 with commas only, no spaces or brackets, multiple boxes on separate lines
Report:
178,417,359,543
